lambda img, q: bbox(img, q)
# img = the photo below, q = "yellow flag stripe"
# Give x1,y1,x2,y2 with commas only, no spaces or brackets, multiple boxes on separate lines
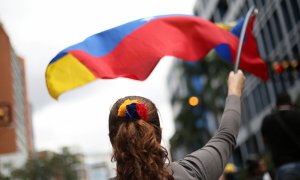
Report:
46,54,96,99
216,22,236,31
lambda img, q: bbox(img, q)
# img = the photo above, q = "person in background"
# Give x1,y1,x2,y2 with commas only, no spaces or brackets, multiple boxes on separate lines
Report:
261,92,300,180
108,70,245,180
218,163,238,180
245,155,272,180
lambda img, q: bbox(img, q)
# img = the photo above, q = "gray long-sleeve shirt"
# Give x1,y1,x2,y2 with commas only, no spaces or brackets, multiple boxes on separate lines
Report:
169,95,241,180
109,95,241,180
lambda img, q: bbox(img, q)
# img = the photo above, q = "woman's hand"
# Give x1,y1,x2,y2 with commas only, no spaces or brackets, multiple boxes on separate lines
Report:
227,70,245,97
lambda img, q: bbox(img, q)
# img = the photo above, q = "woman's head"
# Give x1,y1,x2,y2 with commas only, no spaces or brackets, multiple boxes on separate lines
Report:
108,96,173,180
109,96,161,144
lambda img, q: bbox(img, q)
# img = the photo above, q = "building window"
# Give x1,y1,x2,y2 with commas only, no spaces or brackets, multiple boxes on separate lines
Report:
290,0,300,22
281,0,292,31
253,87,263,114
266,80,276,105
242,6,248,17
241,99,249,126
253,0,264,9
0,103,12,127
292,44,300,60
260,29,269,55
260,0,266,6
273,12,283,42
273,73,285,93
217,0,229,18
286,70,295,87
259,84,266,109
247,94,256,120
266,21,275,49
245,0,249,10
261,83,271,107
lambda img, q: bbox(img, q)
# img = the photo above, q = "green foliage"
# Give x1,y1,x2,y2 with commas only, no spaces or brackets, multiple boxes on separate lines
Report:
0,173,10,180
169,51,232,159
10,147,82,180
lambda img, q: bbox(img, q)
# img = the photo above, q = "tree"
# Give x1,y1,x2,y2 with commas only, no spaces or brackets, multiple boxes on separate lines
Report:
10,147,83,180
169,51,232,159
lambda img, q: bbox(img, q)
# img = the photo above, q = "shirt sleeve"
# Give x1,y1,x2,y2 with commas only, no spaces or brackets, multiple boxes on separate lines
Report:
170,95,241,180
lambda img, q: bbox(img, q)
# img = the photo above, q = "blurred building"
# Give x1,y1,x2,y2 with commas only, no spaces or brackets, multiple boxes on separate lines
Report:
168,0,300,166
85,153,116,180
0,23,34,175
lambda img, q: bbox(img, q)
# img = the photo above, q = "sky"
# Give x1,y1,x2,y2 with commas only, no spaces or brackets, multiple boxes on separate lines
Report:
0,0,195,156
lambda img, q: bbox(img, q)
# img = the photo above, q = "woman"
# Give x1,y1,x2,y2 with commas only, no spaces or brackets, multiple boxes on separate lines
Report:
108,70,245,180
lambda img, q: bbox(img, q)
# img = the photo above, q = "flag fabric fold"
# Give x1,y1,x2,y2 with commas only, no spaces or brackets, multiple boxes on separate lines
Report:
46,14,268,99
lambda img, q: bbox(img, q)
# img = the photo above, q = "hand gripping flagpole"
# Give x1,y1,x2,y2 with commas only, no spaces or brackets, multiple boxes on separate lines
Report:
234,7,257,73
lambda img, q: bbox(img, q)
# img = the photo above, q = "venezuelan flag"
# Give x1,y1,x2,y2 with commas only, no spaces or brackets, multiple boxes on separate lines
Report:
46,14,268,99
215,17,251,63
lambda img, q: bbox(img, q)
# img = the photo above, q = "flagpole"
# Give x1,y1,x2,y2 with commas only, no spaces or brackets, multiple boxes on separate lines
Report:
234,7,257,73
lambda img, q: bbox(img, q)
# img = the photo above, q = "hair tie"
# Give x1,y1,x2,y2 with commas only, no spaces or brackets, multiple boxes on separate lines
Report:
117,99,148,121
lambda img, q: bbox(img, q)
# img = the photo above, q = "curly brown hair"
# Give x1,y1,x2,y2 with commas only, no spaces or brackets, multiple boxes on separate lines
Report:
109,96,173,180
